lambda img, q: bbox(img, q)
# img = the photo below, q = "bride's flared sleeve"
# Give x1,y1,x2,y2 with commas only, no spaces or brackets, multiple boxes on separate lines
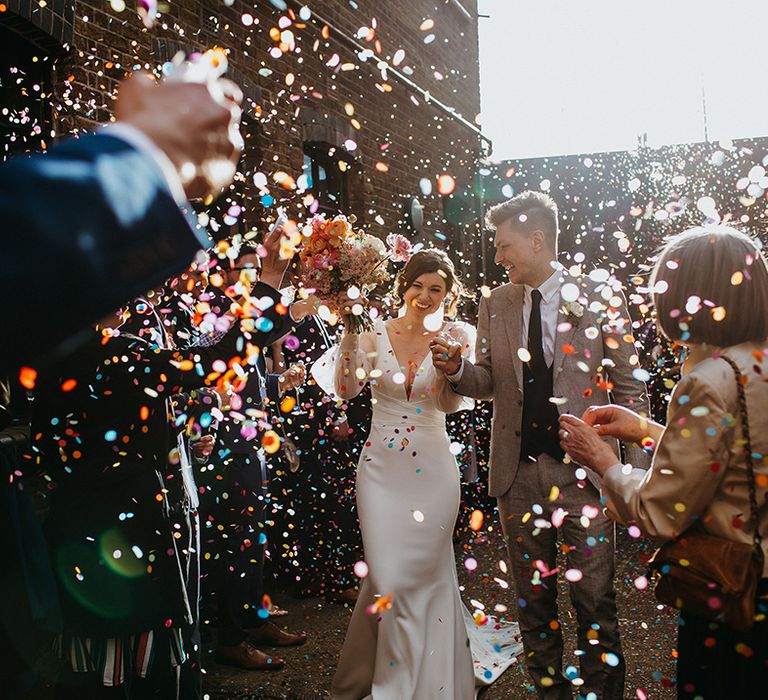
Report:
434,322,477,414
311,330,376,400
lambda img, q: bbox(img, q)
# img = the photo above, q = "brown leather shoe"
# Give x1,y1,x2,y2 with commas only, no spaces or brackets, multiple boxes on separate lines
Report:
215,641,284,670
245,620,307,647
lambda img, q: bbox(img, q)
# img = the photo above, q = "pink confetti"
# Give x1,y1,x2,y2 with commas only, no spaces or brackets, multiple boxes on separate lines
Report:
564,568,583,583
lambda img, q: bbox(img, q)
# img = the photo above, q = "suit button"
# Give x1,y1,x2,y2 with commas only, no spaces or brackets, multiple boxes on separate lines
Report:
515,430,521,437
517,400,522,407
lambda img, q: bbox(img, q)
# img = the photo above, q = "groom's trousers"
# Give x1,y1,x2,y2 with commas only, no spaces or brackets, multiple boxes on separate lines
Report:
497,455,625,700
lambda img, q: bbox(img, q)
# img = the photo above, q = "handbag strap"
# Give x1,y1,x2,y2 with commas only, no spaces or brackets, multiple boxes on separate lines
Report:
721,355,762,549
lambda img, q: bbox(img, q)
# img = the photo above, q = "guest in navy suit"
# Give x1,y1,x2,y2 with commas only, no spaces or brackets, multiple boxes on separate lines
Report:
194,243,316,671
0,69,245,699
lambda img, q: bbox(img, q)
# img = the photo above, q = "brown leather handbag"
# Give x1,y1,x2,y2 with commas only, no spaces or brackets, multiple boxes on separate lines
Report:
648,355,764,631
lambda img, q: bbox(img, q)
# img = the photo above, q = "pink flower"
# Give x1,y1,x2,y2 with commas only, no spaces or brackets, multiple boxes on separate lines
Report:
387,233,412,263
312,253,333,271
310,214,327,233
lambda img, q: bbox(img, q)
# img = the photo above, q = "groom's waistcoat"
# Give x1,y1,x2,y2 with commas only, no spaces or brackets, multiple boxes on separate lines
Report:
521,357,564,463
454,278,650,497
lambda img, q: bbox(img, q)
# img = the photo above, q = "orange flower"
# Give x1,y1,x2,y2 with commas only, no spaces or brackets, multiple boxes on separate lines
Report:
309,235,328,254
325,219,350,242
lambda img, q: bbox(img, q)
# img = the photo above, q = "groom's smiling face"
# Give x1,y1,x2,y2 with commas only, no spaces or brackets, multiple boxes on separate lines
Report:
493,219,539,286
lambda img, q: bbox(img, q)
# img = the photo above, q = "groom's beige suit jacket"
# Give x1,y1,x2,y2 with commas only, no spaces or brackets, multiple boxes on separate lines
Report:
455,277,651,497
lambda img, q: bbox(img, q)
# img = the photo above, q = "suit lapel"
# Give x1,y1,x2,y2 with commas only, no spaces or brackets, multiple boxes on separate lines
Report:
553,306,578,375
503,285,524,387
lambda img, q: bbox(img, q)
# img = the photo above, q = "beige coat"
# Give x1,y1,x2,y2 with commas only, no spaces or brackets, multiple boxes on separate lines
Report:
455,277,650,497
602,341,768,576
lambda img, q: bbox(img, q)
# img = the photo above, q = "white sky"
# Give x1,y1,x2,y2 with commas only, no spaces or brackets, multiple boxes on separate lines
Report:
477,0,768,160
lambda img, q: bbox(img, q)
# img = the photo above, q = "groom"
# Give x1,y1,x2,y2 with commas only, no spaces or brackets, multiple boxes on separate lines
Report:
432,191,650,699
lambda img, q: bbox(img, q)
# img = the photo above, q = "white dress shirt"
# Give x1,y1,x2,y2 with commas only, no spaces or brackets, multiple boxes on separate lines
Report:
448,267,563,382
522,269,562,368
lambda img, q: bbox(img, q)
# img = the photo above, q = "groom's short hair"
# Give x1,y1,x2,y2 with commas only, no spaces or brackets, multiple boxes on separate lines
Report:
485,191,559,253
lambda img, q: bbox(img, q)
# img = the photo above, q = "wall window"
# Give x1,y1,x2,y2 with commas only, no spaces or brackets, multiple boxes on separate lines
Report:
303,141,351,217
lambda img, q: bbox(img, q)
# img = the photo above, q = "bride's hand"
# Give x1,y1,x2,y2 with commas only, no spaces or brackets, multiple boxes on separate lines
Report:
278,362,306,395
338,295,368,332
430,336,462,376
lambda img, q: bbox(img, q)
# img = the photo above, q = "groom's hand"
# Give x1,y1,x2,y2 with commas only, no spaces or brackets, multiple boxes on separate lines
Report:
430,337,462,376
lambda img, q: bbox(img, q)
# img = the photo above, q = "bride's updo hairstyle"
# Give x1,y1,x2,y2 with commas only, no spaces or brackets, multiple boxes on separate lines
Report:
393,248,468,318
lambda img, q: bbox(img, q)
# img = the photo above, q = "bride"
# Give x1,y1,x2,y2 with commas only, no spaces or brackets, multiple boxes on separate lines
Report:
312,248,521,699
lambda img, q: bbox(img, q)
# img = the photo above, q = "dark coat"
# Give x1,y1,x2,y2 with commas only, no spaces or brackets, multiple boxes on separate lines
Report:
0,132,205,368
33,283,288,636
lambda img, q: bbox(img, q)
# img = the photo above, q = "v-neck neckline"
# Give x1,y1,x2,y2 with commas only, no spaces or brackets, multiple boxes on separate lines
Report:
383,320,445,401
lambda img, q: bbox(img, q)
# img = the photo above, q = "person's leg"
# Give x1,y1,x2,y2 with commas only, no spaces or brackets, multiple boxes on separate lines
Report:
217,454,257,647
318,443,363,601
677,587,768,700
238,454,307,647
497,461,571,700
677,610,721,699
179,509,202,700
556,472,624,700
236,453,268,631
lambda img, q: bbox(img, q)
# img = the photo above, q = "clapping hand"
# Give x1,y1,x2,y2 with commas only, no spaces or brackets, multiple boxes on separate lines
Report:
429,334,463,376
558,414,619,477
191,434,215,460
332,416,353,443
291,294,321,322
259,217,292,289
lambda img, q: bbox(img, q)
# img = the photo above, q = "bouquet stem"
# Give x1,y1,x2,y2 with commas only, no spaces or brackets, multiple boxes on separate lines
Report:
347,308,374,334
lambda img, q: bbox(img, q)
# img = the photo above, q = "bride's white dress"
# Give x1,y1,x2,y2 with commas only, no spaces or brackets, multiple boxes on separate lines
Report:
312,318,522,700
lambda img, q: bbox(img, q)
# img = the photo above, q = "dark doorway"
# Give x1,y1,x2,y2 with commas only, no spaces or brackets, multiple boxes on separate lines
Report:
0,21,53,159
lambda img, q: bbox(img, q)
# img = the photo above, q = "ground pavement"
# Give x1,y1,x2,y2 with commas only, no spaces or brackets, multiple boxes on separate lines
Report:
204,526,677,699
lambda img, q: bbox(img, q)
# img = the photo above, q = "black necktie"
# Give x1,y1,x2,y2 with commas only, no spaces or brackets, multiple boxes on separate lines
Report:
528,289,546,371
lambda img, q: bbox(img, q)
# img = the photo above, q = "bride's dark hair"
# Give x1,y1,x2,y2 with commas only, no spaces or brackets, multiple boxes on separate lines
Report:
393,248,469,317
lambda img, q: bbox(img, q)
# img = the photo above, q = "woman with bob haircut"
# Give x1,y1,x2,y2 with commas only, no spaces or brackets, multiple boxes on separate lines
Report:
559,225,768,698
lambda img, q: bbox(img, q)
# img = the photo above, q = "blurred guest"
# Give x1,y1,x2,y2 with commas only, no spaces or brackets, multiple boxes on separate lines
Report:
560,226,768,700
0,377,58,700
34,232,290,699
196,241,313,671
268,309,367,603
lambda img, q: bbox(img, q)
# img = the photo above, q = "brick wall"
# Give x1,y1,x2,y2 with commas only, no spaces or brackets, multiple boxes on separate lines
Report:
2,0,486,283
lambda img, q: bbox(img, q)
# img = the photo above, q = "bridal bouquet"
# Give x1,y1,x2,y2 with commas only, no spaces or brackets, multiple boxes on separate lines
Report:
297,215,407,332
